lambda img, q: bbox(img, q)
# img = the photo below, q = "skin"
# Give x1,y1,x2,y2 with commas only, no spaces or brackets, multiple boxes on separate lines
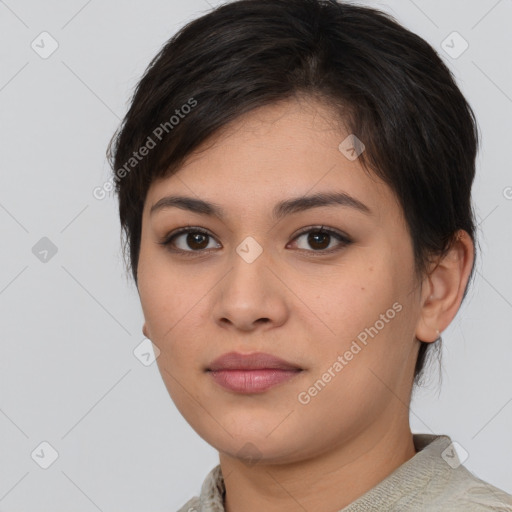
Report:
137,96,474,512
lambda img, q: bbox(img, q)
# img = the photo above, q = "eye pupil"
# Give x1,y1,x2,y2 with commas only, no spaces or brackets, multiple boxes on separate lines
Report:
188,232,209,250
308,232,330,250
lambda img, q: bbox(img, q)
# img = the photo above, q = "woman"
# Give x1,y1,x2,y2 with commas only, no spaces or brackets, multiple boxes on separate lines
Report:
107,0,512,510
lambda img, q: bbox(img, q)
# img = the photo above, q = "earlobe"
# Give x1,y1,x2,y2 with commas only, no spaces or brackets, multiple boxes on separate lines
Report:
142,323,149,338
415,230,474,343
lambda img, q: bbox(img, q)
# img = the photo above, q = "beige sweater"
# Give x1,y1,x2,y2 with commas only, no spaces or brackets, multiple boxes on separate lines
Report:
176,433,512,511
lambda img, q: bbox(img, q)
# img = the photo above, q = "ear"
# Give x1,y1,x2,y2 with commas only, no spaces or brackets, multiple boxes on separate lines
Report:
415,230,475,343
142,322,149,339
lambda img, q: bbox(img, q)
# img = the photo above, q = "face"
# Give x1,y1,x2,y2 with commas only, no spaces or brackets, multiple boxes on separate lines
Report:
137,97,425,464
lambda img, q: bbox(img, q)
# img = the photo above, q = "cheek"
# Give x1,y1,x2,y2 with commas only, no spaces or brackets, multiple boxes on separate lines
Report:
138,240,188,326
309,254,413,375
313,257,397,333
137,259,210,370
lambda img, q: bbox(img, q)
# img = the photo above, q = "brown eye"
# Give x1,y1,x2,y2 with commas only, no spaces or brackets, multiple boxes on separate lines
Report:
159,225,352,257
306,231,330,250
291,227,352,253
185,232,210,250
159,228,220,253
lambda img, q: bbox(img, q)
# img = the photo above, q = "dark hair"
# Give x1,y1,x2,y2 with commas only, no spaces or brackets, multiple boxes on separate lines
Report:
106,0,479,386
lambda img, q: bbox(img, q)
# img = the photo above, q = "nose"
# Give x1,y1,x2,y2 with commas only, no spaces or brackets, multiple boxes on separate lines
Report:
211,248,289,333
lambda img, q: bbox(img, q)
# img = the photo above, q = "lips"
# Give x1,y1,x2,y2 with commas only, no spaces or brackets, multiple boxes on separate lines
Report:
206,352,304,393
207,351,302,371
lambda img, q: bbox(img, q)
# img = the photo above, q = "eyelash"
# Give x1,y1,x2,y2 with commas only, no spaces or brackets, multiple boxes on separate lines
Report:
158,225,352,257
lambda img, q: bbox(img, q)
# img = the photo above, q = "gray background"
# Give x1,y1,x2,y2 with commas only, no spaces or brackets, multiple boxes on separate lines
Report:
0,0,511,510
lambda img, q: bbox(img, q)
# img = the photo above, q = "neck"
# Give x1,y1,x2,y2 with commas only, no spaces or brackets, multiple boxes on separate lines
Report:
220,419,417,512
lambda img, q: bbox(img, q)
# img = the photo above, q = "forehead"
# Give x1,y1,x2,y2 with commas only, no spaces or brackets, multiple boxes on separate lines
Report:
144,98,395,224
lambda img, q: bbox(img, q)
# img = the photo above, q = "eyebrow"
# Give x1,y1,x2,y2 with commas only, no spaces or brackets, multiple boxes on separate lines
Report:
149,191,372,220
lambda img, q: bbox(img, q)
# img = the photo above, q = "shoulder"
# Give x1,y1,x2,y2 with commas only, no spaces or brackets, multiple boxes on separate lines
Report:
175,465,225,512
411,434,512,511
176,496,201,512
346,434,512,512
419,458,512,511
440,466,512,510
